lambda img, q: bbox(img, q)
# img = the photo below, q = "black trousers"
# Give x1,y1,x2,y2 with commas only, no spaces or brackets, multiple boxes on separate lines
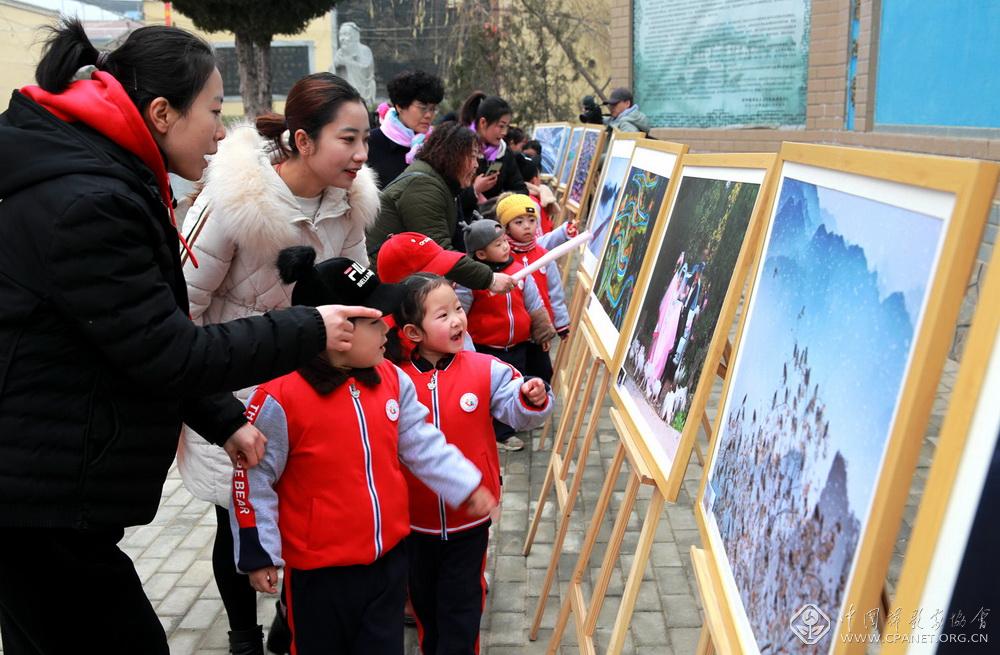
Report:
286,542,407,655
524,341,553,383
213,504,259,631
0,527,168,655
407,522,490,655
474,342,529,442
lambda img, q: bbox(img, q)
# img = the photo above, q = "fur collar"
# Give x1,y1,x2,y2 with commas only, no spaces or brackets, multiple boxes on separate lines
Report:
200,123,380,253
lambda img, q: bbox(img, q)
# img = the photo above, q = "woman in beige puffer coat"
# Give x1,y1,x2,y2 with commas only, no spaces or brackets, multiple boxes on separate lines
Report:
177,73,379,654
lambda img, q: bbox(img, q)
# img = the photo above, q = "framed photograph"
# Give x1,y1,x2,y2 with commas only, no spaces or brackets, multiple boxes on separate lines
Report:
695,143,998,654
581,134,640,277
567,127,606,212
557,126,584,190
532,122,571,179
586,140,687,363
883,242,1000,653
611,154,775,500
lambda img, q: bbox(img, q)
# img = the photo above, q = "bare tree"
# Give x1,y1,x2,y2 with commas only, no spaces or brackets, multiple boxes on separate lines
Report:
444,0,610,124
514,0,611,102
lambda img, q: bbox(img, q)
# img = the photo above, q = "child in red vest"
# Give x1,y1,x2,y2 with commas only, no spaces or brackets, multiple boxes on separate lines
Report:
457,219,556,451
231,248,496,655
495,193,571,384
519,160,581,251
392,272,553,654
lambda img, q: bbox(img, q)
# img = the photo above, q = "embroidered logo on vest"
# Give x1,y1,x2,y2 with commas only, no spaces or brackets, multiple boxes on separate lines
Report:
385,398,400,421
460,393,479,412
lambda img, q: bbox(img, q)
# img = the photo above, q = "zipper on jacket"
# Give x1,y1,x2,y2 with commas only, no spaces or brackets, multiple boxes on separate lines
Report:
506,292,515,347
349,383,383,559
428,371,448,541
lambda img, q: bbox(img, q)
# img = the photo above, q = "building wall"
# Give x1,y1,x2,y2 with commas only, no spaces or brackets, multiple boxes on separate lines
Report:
611,0,1000,162
141,1,335,118
610,0,999,358
0,1,59,112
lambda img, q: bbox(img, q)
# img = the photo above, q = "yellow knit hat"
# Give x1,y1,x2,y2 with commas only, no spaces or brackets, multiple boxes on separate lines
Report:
496,193,538,227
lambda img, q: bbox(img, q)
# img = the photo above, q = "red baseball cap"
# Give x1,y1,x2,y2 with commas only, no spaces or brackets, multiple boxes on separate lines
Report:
377,232,464,283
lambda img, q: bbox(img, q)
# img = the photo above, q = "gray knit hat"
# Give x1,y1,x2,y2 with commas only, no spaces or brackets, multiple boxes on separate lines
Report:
464,219,505,254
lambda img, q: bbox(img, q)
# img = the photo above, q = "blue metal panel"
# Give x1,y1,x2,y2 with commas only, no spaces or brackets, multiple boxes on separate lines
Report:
875,0,1000,129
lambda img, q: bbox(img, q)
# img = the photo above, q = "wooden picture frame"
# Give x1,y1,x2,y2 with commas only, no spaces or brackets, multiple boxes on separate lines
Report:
882,242,1000,651
609,153,777,502
580,132,643,278
566,127,607,215
532,122,572,181
585,139,688,364
557,126,585,192
693,142,998,654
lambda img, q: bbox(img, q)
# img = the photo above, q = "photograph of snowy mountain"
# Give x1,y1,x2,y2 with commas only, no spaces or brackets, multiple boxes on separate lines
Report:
704,175,945,653
586,154,632,263
535,124,570,177
620,175,760,472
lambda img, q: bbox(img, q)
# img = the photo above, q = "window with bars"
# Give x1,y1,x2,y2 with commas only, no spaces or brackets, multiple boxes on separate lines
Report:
215,44,313,98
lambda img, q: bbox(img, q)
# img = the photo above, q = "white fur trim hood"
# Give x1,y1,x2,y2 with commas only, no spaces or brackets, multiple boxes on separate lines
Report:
199,123,379,255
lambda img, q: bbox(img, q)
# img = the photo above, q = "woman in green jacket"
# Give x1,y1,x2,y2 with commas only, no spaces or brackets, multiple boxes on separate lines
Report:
368,122,514,293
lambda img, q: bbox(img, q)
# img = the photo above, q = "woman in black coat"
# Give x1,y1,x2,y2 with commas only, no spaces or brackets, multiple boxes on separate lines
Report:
368,69,444,189
0,21,376,655
458,91,528,213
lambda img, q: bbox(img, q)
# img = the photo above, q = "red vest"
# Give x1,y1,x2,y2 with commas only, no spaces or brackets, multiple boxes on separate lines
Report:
401,352,501,536
531,193,554,234
514,245,554,325
247,361,411,569
467,259,531,348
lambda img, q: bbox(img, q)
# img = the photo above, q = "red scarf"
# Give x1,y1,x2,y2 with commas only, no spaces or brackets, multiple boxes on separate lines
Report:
21,71,198,266
506,234,536,254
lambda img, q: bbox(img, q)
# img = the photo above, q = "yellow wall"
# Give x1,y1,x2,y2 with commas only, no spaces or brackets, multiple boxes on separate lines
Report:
142,1,334,117
0,1,59,112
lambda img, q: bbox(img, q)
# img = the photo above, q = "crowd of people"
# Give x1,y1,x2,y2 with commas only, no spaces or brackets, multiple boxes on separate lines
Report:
0,18,644,655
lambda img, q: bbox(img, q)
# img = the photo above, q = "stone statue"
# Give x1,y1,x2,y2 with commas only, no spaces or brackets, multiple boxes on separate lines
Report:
332,22,376,106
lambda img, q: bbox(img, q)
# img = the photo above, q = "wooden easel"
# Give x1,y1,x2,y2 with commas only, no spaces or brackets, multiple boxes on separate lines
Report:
536,271,593,451
536,343,730,654
540,409,663,654
523,323,611,559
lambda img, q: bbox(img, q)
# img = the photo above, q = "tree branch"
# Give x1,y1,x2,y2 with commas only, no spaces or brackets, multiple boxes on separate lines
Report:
514,0,609,102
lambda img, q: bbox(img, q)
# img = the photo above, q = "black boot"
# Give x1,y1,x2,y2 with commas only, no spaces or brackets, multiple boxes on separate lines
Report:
265,600,292,655
228,624,264,655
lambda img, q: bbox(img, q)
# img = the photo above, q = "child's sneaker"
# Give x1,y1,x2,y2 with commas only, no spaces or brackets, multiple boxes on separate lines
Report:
500,435,525,451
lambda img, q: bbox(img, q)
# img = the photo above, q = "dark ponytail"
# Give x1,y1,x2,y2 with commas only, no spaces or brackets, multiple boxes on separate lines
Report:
35,18,215,114
35,19,98,92
459,90,512,127
257,72,364,157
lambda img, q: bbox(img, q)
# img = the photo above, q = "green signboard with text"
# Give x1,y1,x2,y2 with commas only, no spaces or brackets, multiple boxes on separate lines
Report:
633,0,811,129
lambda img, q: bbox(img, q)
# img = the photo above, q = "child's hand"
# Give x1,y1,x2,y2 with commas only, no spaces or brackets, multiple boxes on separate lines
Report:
566,218,580,238
249,566,281,594
521,378,548,406
463,485,498,517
